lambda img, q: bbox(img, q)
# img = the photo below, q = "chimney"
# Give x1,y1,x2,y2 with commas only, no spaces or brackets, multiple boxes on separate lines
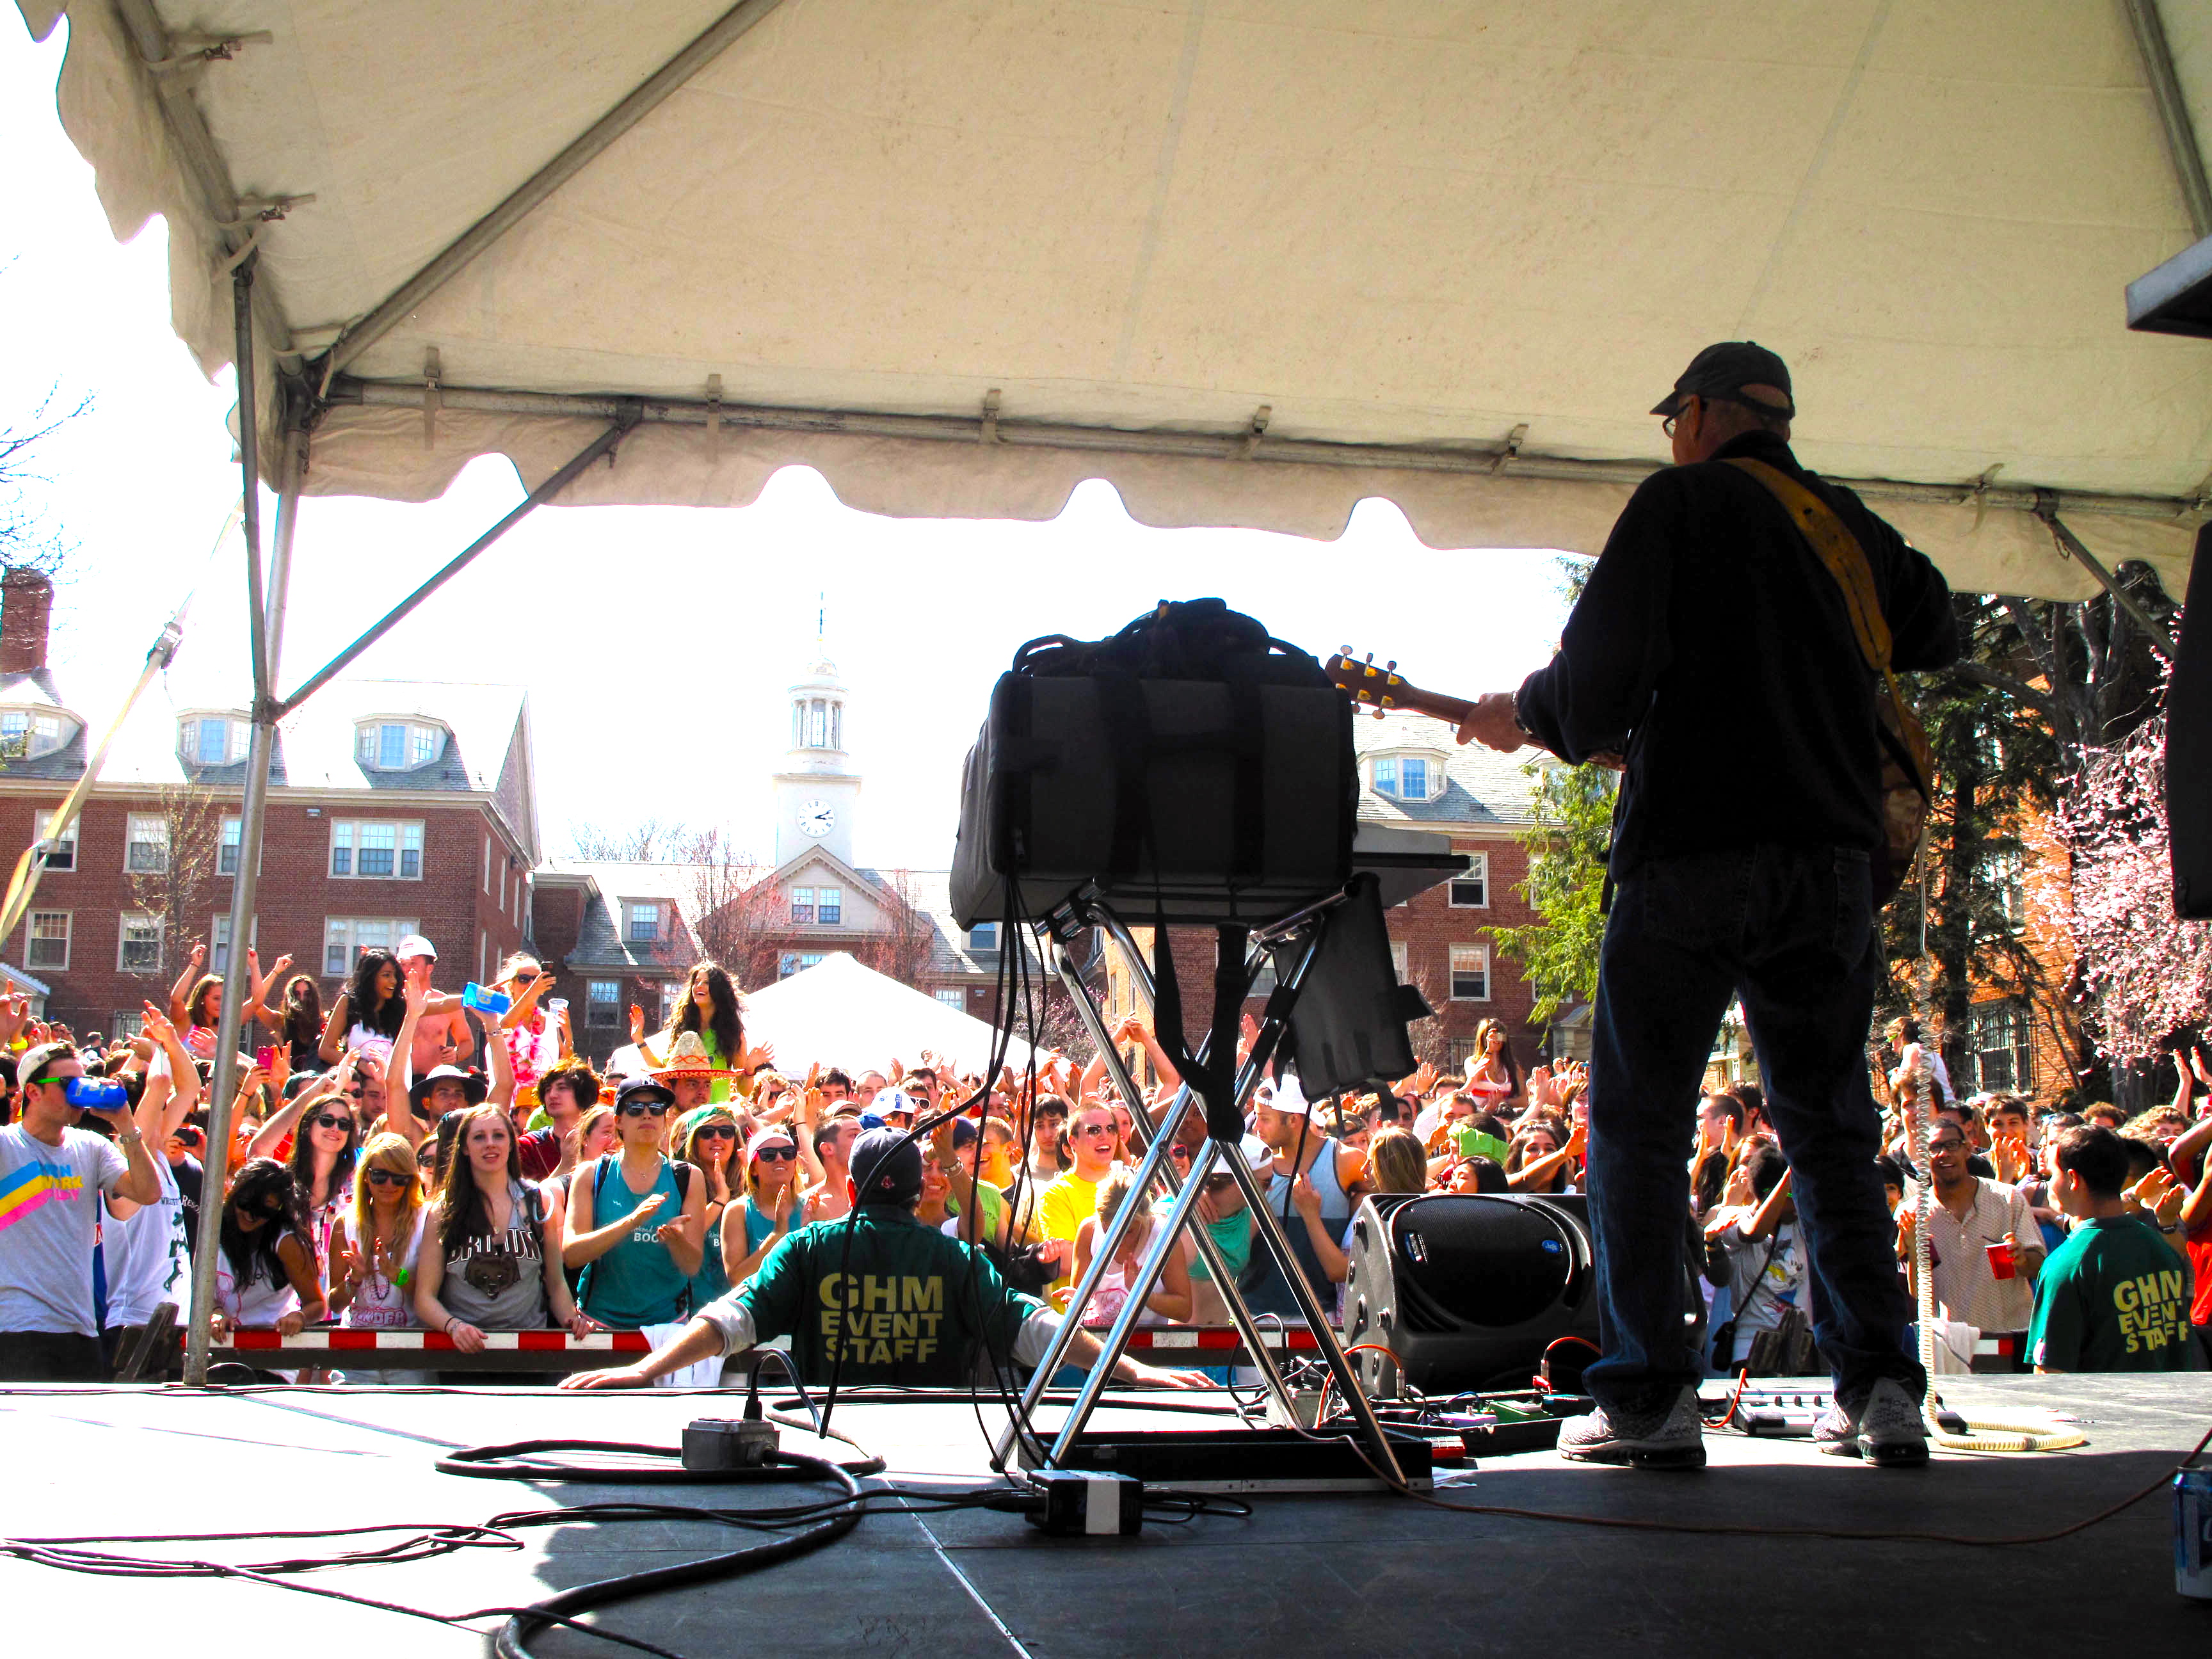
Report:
1,568,53,677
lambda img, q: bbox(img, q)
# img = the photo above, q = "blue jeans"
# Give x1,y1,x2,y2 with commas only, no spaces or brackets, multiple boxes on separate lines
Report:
1582,844,1925,1409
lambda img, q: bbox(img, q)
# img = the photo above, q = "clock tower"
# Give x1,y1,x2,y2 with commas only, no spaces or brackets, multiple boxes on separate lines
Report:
772,634,861,869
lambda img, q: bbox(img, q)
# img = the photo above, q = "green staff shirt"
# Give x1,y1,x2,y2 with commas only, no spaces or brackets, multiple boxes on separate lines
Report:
704,1206,1043,1384
2026,1214,2193,1372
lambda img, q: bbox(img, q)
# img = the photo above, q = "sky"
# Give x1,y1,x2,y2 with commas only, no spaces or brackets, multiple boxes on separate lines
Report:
0,19,1575,874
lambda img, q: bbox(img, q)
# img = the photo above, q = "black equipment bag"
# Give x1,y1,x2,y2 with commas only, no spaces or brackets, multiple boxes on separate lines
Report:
949,599,1357,928
1268,870,1431,1096
2169,521,2212,917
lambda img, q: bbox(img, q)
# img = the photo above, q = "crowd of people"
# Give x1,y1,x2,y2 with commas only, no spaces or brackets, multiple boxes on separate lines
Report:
0,930,2204,1392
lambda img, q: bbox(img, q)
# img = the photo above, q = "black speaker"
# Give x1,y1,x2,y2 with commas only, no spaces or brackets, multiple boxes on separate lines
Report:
1342,1192,1601,1396
2168,522,2212,918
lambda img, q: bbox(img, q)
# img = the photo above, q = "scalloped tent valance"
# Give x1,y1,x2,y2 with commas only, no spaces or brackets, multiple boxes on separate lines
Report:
21,0,2212,597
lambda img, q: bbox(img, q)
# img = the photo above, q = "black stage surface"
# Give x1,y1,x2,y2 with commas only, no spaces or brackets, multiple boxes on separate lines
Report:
3,1375,2206,1656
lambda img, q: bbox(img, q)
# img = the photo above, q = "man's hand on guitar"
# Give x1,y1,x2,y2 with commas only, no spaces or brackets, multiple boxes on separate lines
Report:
1456,693,1527,754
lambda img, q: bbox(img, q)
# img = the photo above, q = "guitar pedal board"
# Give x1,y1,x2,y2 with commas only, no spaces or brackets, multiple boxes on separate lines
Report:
1707,1385,1834,1438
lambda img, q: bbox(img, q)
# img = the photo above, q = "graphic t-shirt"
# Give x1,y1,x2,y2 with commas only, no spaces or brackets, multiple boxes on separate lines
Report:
0,1125,130,1336
730,1208,1040,1384
102,1153,193,1329
2027,1214,2193,1371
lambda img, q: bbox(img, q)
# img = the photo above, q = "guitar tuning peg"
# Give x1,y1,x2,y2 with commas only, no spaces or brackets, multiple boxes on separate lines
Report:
1384,660,1396,673
1363,652,1374,664
1372,707,1386,720
1338,643,1352,657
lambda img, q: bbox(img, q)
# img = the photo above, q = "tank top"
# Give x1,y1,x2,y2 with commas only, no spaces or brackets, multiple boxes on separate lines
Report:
1250,1137,1351,1318
1082,1251,1169,1329
438,1181,550,1330
579,1156,690,1329
689,1201,732,1311
340,1208,429,1329
214,1246,300,1328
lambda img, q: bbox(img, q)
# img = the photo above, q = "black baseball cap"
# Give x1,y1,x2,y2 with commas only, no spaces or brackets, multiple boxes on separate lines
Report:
1651,341,1795,419
615,1077,677,1110
850,1126,923,1207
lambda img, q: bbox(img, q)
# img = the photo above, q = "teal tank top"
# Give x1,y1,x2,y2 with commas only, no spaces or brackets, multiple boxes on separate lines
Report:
581,1155,690,1329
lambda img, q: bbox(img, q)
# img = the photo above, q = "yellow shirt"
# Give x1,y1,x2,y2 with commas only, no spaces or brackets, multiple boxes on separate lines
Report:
1039,1169,1105,1308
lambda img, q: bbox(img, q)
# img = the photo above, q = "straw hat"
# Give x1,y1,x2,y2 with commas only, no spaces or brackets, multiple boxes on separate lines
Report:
652,1030,735,1082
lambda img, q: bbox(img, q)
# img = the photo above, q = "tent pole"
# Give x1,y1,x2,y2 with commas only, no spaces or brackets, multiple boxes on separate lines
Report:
2041,509,2177,660
234,255,268,699
2123,0,2212,238
275,414,636,717
183,405,303,1388
319,0,789,381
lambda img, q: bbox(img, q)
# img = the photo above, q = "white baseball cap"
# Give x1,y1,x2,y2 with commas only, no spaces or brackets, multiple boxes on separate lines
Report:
1263,1071,1310,1116
396,933,437,961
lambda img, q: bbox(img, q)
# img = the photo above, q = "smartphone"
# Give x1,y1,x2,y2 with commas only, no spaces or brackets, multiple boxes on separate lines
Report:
255,1046,276,1071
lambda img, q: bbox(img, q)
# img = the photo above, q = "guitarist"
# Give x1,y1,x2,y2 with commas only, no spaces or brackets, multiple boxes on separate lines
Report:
1457,342,1956,1470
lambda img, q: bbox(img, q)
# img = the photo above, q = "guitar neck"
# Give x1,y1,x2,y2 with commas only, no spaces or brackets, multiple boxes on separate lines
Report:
1325,653,1473,728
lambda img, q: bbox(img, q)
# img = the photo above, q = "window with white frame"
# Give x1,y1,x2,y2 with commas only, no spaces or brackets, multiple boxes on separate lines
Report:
1981,848,2026,936
118,911,163,972
817,886,842,926
483,836,492,894
1372,753,1441,802
356,719,445,771
1967,1000,2033,1094
125,813,169,873
108,1009,145,1041
220,815,241,876
967,922,998,950
26,910,69,970
182,715,247,766
790,885,815,925
33,808,75,872
587,979,621,1027
0,709,67,758
627,902,662,943
1450,943,1490,1001
1449,853,1489,908
778,952,827,978
330,819,424,879
1390,940,1409,980
323,917,417,976
934,988,965,1008
211,913,258,975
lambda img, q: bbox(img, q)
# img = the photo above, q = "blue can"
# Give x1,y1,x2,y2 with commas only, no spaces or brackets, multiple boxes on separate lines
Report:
2179,1468,2212,1599
62,1075,127,1111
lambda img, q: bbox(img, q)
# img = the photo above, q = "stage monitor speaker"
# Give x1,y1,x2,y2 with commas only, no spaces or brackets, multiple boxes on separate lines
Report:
2168,522,2212,918
1342,1192,1601,1397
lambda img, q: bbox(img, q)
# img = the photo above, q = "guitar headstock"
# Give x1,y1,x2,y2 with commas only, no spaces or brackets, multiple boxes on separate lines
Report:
1325,647,1406,719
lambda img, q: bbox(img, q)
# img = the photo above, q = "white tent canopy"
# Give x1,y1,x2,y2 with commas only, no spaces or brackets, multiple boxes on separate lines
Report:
20,0,2212,600
739,950,1036,1078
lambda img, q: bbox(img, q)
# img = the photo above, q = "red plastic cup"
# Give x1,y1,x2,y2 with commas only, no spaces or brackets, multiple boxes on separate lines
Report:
1985,1242,2017,1281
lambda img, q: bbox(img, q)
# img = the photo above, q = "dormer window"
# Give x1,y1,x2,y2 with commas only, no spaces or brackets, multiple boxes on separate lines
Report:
180,714,248,766
356,719,445,771
1372,753,1442,802
0,709,68,759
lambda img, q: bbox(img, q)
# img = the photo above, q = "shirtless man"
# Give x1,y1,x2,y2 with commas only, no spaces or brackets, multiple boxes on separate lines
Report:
396,933,474,1078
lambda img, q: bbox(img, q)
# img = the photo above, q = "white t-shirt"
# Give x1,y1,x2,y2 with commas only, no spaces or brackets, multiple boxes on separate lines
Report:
102,1153,193,1329
0,1124,130,1336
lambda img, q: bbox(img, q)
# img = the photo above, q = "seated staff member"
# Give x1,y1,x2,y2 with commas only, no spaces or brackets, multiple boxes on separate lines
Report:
562,1077,705,1329
563,1130,1212,1391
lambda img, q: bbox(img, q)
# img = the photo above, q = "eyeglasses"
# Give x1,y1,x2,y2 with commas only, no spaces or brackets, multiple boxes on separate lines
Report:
618,1102,671,1118
311,1113,353,1132
365,1168,408,1188
753,1146,797,1162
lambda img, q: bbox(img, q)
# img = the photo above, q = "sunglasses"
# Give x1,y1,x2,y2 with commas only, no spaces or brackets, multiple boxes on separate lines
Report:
694,1124,738,1141
311,1113,353,1131
365,1167,409,1188
513,972,539,986
1075,1123,1116,1137
1167,1144,1194,1161
618,1102,671,1118
753,1145,797,1162
243,1198,286,1220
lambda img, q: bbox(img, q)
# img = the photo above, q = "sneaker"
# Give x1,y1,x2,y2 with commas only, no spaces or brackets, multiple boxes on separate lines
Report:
1557,1386,1706,1470
1818,1377,1930,1468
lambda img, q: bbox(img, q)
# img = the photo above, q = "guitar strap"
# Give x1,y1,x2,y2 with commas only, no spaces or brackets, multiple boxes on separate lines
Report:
1723,457,1934,798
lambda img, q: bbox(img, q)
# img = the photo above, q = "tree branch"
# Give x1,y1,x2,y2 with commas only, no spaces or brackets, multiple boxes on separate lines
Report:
1943,661,2061,717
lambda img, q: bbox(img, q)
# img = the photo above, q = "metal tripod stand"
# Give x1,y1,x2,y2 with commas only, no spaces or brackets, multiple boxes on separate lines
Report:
995,888,1407,1486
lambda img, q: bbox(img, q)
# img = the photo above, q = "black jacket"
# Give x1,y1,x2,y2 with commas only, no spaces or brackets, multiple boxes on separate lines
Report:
1515,430,1957,875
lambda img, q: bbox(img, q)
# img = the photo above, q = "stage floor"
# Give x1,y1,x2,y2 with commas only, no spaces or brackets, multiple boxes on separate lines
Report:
3,1374,2206,1656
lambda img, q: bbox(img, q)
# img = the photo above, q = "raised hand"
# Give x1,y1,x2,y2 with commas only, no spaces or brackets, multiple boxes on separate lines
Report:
2125,1166,2186,1228
1989,1132,2030,1185
629,1004,646,1043
140,1000,179,1045
1290,1174,1322,1220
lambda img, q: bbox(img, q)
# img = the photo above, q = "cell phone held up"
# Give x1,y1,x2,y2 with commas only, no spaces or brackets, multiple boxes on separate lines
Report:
255,1046,276,1071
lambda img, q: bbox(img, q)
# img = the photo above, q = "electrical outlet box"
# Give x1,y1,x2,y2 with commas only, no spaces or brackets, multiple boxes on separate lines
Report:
1027,1470,1143,1536
682,1417,778,1470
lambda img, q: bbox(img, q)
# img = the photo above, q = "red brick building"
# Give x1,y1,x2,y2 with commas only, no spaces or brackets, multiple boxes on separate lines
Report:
0,571,538,1036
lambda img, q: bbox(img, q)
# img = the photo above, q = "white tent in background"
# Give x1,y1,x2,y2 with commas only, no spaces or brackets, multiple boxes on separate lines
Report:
740,951,1036,1079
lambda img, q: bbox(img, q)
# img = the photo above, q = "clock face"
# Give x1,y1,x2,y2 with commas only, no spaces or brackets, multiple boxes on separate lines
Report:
797,799,835,838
